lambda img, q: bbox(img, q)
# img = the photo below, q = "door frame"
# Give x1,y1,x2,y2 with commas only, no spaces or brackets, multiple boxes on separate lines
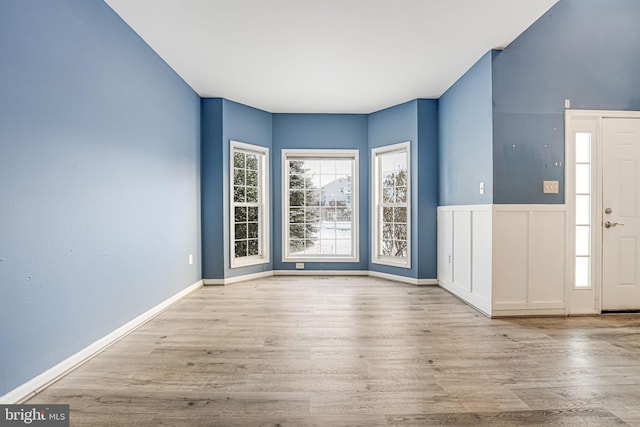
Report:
565,109,640,315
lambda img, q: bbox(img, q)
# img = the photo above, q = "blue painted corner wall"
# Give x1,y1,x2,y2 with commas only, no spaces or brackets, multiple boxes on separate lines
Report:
222,100,273,278
272,114,369,272
368,100,439,279
439,51,494,206
0,0,201,396
492,0,640,204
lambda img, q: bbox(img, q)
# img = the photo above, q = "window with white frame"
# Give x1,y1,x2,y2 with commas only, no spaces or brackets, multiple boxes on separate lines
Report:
574,131,592,288
230,141,269,268
282,149,359,262
372,142,410,268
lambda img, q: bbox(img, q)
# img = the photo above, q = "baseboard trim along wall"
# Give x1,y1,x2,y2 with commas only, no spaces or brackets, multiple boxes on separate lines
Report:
203,270,274,285
0,280,203,404
204,270,438,286
368,270,438,286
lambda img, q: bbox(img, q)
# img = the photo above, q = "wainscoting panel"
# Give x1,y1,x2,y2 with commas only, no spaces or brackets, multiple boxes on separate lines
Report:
438,205,567,317
492,210,529,305
437,205,492,316
492,205,567,316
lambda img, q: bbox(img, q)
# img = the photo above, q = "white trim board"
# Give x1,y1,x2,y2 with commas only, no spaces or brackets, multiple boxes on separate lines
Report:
203,270,274,285
204,270,437,286
368,270,437,286
0,280,203,404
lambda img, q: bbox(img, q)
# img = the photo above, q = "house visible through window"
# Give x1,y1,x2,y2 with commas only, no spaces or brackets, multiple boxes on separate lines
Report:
230,141,269,268
282,149,359,262
372,142,410,268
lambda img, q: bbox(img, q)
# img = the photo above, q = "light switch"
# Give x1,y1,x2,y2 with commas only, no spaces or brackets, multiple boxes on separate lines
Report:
543,180,559,194
479,181,485,195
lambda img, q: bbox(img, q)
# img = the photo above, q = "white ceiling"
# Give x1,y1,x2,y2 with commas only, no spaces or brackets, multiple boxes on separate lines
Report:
105,0,558,114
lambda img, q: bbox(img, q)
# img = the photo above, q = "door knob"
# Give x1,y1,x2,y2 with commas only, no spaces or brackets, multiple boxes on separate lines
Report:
604,221,624,228
605,208,612,214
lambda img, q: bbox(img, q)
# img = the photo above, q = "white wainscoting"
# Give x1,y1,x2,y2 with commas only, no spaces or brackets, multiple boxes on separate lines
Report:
492,205,567,316
438,204,567,317
437,205,492,316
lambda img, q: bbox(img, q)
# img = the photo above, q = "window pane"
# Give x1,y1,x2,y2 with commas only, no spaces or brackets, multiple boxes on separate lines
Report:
289,174,304,189
383,187,394,203
576,132,591,163
394,207,407,223
305,207,320,225
290,190,304,207
234,169,245,186
289,239,305,254
247,206,259,222
575,257,590,288
576,164,590,194
306,189,320,206
246,169,258,186
394,224,407,240
575,225,590,256
285,153,356,260
231,144,268,266
234,241,247,258
396,186,407,203
289,208,304,223
247,222,258,239
335,160,351,175
576,195,590,225
234,187,245,203
246,154,258,170
383,207,393,222
289,224,304,240
246,187,258,203
235,207,247,222
235,223,247,240
247,239,259,256
382,223,393,239
234,152,245,169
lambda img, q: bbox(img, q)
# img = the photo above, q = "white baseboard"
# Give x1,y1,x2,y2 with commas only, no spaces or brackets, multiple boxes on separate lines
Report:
368,270,437,286
204,270,435,286
273,270,368,276
0,280,203,404
203,271,274,286
491,308,567,317
438,279,491,317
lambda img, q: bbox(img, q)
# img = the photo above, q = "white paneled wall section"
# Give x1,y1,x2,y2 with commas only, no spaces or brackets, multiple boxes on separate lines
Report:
438,205,567,317
437,205,492,316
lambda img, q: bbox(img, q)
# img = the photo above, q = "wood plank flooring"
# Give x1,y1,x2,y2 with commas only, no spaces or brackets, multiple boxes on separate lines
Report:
27,276,640,425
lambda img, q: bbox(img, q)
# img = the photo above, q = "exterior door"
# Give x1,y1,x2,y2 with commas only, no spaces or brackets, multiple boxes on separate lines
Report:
602,118,640,310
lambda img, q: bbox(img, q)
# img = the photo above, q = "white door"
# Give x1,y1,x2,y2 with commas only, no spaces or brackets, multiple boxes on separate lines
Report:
602,118,640,310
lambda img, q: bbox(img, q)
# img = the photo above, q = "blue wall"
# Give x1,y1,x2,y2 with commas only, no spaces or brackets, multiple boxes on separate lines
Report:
272,114,369,272
368,101,419,278
492,0,640,204
201,99,273,280
439,51,494,206
417,100,439,279
222,100,273,278
0,0,201,396
200,99,224,279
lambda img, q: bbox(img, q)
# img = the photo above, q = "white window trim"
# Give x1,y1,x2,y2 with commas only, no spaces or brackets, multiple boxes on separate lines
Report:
230,140,270,268
371,142,411,268
281,149,359,263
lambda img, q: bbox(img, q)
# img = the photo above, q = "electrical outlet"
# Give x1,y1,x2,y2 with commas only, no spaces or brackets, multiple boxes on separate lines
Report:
543,180,559,194
564,99,571,109
188,254,193,265
296,263,304,269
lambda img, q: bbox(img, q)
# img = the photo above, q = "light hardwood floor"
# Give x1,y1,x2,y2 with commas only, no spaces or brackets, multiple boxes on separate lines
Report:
27,276,640,426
